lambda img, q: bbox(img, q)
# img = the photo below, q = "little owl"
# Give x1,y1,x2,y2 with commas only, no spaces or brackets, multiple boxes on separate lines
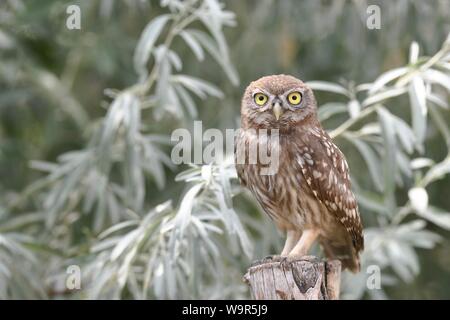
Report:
235,74,364,272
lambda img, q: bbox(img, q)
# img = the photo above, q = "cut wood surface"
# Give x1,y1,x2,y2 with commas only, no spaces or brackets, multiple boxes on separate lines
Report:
243,256,341,300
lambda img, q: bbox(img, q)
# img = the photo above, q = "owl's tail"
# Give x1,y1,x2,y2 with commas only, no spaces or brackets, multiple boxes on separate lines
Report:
320,237,361,273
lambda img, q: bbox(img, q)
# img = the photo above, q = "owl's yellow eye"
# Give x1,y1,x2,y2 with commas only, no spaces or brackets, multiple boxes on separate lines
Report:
287,92,302,105
254,93,268,106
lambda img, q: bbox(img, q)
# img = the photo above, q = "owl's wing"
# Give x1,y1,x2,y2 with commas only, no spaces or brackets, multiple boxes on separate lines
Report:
295,127,364,253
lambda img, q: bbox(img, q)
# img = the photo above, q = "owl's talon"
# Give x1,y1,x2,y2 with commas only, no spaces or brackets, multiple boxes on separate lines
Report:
280,256,291,269
280,255,303,268
250,255,284,267
263,254,281,262
279,255,319,268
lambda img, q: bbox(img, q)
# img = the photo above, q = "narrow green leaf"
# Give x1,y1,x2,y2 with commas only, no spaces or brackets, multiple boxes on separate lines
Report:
307,81,349,96
133,14,171,79
408,76,427,147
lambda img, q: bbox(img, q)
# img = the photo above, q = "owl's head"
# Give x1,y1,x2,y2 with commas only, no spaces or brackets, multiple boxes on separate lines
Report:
241,74,318,131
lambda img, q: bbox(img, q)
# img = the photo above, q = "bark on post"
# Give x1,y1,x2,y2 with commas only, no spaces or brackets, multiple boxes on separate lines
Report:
243,256,341,300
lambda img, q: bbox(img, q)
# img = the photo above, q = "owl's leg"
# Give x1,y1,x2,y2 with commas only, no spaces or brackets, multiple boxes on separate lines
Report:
288,229,319,257
281,230,301,256
251,230,301,266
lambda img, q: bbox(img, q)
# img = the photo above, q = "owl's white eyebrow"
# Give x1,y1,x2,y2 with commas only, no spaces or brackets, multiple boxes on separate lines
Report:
282,87,304,95
252,88,271,96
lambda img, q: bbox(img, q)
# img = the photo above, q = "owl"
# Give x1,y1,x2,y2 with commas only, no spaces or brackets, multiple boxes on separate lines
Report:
235,74,364,272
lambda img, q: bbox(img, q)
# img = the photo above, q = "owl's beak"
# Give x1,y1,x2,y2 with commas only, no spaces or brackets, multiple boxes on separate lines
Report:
273,102,283,120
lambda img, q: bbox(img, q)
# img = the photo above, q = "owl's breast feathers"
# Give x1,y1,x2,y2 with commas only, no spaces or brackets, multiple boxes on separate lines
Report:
235,125,364,270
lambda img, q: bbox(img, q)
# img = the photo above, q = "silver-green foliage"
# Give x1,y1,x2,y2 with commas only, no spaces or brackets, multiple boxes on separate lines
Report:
311,37,450,299
1,0,450,299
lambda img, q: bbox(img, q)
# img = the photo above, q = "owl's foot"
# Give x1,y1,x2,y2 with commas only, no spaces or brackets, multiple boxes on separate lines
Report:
279,255,318,268
251,255,285,267
263,254,282,261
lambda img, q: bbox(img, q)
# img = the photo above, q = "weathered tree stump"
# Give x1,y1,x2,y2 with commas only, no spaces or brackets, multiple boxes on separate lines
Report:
243,256,341,300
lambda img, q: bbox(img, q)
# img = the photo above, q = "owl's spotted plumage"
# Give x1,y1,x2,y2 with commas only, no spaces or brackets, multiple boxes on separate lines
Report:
235,74,364,272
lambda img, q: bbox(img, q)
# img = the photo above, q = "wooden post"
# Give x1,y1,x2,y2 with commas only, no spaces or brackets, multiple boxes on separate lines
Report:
243,256,341,300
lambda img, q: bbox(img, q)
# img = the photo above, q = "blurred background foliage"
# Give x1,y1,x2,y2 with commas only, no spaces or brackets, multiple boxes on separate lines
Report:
0,0,449,299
